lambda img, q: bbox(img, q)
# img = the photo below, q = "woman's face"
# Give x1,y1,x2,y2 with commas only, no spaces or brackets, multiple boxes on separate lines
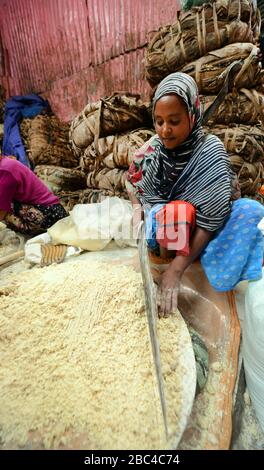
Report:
154,94,192,150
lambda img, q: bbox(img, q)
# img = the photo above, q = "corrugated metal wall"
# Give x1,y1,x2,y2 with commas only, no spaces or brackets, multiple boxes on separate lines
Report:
0,0,181,121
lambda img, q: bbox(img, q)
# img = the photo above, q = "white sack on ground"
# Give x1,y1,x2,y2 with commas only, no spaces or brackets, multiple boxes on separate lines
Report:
48,197,136,250
24,233,82,264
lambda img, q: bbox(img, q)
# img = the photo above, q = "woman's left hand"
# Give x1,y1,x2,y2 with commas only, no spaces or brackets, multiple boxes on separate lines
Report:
155,265,181,317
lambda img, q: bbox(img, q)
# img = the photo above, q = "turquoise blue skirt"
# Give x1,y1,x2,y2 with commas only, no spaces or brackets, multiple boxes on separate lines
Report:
200,199,264,291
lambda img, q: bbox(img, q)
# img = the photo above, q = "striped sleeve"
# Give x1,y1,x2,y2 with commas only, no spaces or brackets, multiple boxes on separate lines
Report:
188,136,232,231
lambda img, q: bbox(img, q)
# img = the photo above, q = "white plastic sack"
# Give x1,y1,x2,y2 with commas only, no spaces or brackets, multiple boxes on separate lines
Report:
243,268,264,432
24,232,82,264
48,197,136,251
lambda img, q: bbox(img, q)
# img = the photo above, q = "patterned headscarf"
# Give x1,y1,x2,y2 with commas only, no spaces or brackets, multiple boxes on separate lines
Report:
152,72,204,158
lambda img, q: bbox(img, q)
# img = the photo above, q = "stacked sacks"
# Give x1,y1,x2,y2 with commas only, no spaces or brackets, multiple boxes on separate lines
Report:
145,0,260,86
201,82,264,197
67,93,155,210
69,92,151,156
145,0,264,202
19,93,154,211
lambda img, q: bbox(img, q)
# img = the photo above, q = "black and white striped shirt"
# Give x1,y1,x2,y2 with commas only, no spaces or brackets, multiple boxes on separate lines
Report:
137,134,232,232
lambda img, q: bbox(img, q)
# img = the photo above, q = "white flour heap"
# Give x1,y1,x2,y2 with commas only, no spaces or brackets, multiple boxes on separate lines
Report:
0,259,187,449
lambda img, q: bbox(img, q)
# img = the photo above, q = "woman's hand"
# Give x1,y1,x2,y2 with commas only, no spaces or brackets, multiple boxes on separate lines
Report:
154,226,213,317
155,264,181,317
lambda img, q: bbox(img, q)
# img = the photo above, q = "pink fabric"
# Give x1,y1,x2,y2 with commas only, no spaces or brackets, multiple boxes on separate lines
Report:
0,157,59,212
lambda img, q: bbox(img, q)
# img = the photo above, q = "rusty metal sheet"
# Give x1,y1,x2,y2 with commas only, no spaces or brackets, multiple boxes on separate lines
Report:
0,0,181,121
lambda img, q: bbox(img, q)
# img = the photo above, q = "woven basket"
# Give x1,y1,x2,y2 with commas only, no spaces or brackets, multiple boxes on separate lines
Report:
80,128,155,172
34,165,87,194
204,124,264,162
20,115,78,168
145,0,260,86
69,93,150,157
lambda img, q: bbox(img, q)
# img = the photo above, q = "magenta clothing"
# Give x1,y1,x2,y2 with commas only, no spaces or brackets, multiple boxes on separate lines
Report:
0,157,59,212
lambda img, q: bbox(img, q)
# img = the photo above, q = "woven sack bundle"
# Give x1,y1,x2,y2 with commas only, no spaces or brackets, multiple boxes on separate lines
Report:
201,88,264,125
224,0,258,22
228,154,264,195
34,165,87,194
204,124,264,162
20,115,78,168
180,43,262,94
69,93,150,157
185,0,257,22
86,168,128,192
80,128,155,172
145,0,259,86
58,189,128,211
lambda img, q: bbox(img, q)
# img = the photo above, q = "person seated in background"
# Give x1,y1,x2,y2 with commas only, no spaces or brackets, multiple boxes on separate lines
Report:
0,155,67,236
126,72,264,317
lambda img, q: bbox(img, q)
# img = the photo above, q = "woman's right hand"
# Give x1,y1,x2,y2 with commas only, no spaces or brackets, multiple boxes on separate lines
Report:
155,264,181,317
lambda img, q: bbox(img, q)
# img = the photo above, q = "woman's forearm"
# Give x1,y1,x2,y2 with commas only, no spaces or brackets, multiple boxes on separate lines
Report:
169,227,214,278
